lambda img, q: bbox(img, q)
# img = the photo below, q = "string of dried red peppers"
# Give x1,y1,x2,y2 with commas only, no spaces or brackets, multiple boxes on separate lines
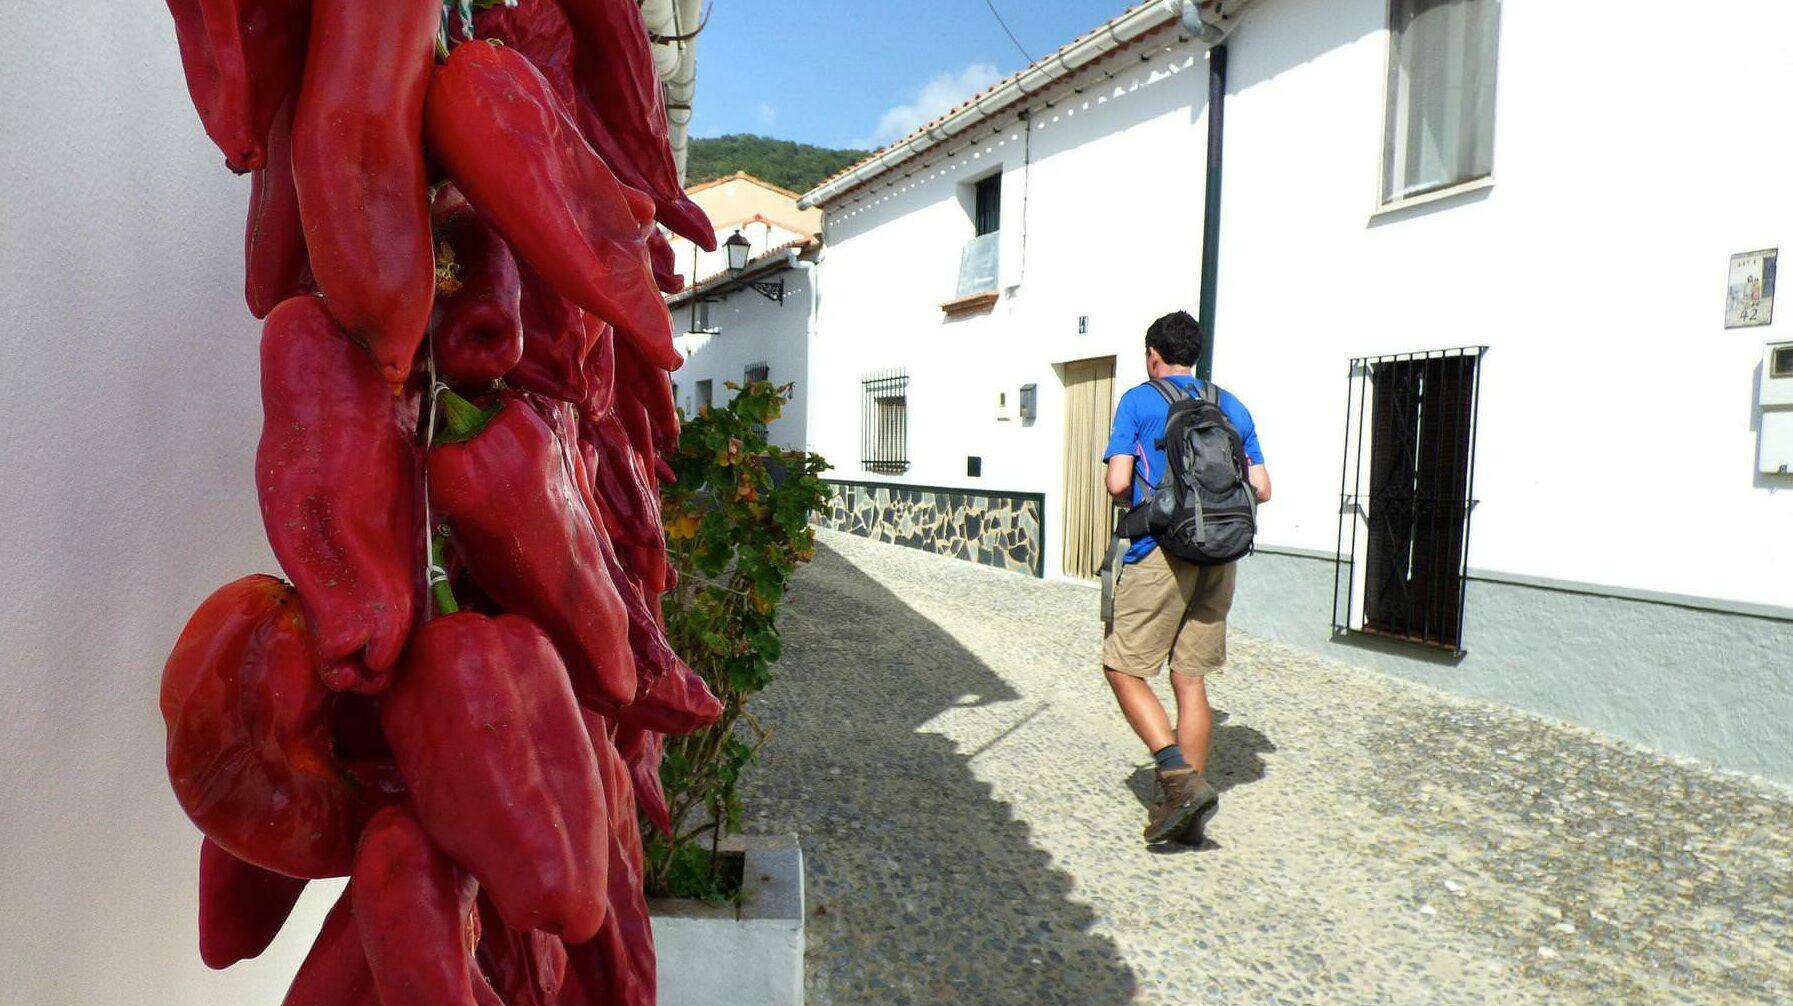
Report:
158,2,717,1002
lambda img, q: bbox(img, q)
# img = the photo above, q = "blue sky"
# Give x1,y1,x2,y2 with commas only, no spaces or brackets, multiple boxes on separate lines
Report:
689,1,1138,151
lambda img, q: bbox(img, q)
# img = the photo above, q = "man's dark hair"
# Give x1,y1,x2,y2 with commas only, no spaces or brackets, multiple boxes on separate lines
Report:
1145,311,1203,367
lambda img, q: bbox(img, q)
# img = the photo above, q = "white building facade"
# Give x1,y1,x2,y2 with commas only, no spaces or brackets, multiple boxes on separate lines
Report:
669,173,821,450
799,0,1793,782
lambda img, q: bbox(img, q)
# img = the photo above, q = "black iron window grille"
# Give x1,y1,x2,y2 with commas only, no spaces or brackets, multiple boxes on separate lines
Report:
1333,346,1486,654
861,369,909,474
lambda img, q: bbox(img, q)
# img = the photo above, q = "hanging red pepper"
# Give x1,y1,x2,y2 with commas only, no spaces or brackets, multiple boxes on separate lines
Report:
245,98,313,318
614,724,672,837
166,0,310,173
423,40,680,372
508,261,599,403
557,0,717,249
475,894,568,1006
648,231,685,294
198,838,309,970
292,0,438,384
426,394,637,708
281,887,378,1005
580,317,619,422
161,575,375,879
256,295,419,684
380,612,611,942
473,0,580,115
564,713,657,1006
614,339,681,454
431,194,525,385
353,805,501,1006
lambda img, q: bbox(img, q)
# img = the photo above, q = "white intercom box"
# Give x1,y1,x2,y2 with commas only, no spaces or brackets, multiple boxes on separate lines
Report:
1759,341,1793,475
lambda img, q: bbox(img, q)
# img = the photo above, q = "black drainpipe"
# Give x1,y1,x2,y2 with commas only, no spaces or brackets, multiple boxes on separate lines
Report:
1197,42,1227,382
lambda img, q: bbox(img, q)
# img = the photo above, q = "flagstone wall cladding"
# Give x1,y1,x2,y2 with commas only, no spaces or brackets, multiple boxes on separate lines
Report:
820,480,1044,577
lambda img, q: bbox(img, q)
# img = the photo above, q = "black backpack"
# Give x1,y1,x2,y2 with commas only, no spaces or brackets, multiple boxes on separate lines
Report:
1117,379,1257,566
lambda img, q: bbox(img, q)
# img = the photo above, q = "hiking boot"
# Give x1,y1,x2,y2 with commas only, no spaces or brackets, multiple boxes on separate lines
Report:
1143,767,1219,845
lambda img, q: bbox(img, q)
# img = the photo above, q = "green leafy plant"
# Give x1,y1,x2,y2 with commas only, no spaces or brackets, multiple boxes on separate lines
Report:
644,380,830,900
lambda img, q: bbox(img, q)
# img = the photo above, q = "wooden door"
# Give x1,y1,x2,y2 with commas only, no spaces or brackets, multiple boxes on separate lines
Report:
1061,356,1117,579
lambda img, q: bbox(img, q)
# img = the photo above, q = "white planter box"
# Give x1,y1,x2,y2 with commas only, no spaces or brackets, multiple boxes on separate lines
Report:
651,834,805,1006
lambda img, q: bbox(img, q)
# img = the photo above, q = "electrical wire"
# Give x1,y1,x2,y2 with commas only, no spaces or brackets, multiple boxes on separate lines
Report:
979,0,1036,65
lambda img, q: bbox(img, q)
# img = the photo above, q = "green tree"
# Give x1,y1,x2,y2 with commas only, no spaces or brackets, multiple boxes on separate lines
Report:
686,134,870,194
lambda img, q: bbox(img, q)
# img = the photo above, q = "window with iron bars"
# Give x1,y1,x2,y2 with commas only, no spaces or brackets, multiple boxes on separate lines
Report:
1334,347,1485,654
861,370,909,475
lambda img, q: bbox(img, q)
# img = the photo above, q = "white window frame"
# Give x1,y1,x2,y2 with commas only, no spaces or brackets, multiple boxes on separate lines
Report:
1375,0,1502,215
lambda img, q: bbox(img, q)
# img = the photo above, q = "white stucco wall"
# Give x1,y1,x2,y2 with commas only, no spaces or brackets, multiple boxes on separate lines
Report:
811,4,1792,609
0,6,343,1003
672,265,815,451
811,36,1211,576
1218,0,1793,610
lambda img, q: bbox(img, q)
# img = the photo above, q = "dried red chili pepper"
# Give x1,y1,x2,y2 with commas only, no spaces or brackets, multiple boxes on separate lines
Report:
615,662,722,737
473,0,579,115
554,413,694,711
167,0,309,173
426,394,637,707
475,894,568,1006
648,231,685,294
614,340,681,454
353,804,501,1006
431,196,525,385
557,0,716,249
380,613,611,942
292,0,438,384
256,295,419,684
578,319,619,422
424,40,680,371
199,838,309,969
161,575,370,878
245,99,313,318
508,262,599,403
564,715,657,1006
582,412,663,551
281,887,379,1006
614,724,672,837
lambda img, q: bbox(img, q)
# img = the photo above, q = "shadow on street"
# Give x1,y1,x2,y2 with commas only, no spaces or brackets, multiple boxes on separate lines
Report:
743,540,1139,1005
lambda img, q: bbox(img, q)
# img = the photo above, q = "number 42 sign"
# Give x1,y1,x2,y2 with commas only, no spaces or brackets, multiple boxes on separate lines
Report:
1726,248,1776,329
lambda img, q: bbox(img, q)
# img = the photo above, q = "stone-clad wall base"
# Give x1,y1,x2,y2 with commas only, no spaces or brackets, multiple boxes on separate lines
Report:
820,480,1044,577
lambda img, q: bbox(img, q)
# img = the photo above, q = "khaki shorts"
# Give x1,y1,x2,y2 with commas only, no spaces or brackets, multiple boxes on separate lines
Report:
1102,548,1236,678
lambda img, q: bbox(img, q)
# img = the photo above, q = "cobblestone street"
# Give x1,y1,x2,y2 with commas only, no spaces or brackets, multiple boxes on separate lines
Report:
742,531,1793,1005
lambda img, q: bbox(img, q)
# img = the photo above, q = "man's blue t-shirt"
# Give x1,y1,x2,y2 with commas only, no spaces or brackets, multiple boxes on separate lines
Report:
1103,375,1264,563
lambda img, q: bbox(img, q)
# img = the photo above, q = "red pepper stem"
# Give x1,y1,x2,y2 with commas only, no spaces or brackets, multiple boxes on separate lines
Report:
429,533,460,616
435,389,500,444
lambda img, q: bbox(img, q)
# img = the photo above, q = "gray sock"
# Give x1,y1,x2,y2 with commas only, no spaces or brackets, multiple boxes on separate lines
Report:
1153,744,1190,771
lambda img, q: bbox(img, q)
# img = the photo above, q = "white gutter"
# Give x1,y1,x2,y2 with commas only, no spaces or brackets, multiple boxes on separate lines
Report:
798,0,1251,209
639,0,700,180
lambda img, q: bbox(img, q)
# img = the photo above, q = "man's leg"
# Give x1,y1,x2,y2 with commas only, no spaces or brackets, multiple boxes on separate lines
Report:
1104,669,1176,754
1169,671,1212,772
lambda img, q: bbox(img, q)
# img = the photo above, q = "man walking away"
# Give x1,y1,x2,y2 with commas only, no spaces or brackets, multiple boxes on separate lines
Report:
1101,311,1270,844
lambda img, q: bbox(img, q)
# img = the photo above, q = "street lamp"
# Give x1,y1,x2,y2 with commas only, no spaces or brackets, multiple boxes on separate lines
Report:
724,230,752,274
722,229,786,305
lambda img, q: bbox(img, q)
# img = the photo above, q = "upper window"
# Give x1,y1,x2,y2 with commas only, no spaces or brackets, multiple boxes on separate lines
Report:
1381,0,1501,206
956,173,1003,298
973,173,1002,236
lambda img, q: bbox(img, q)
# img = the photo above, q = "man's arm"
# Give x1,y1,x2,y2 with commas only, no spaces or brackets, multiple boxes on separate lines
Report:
1106,455,1135,502
1248,463,1272,504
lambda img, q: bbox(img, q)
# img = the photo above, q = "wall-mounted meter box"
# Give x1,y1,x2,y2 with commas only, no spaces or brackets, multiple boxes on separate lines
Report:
1018,384,1038,422
1759,341,1793,475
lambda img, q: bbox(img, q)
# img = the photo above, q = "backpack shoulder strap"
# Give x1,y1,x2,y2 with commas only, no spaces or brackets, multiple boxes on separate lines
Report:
1200,380,1222,406
1148,379,1189,405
